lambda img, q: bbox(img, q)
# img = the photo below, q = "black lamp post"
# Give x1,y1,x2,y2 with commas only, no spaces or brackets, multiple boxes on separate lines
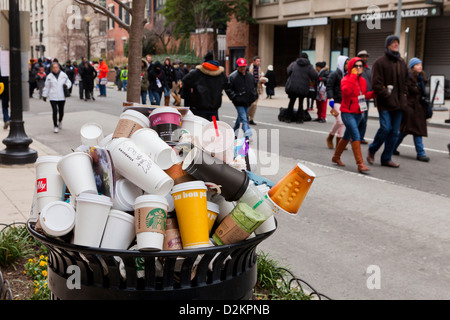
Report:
0,0,38,165
86,15,91,61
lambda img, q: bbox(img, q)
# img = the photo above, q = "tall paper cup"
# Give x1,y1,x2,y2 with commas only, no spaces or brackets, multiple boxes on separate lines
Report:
106,137,174,195
57,152,98,197
112,178,144,212
35,156,65,213
171,181,209,249
39,201,75,238
73,193,113,247
181,113,208,139
201,121,235,164
134,195,169,251
164,158,195,185
130,128,176,170
149,107,182,143
206,201,219,233
80,123,104,146
100,209,135,250
267,162,315,215
113,110,150,139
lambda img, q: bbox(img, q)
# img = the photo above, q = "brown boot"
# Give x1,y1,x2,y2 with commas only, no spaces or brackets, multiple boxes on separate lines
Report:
352,141,370,173
336,137,348,150
332,139,349,166
164,96,170,106
326,134,334,149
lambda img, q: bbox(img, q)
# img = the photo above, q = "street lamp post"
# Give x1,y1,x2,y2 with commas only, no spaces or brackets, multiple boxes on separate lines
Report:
0,0,37,165
86,15,91,61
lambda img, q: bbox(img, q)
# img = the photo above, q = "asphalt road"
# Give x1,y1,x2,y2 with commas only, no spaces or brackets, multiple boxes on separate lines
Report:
22,87,450,300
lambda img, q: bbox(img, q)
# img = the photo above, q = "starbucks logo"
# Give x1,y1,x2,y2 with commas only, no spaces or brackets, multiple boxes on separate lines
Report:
146,208,167,231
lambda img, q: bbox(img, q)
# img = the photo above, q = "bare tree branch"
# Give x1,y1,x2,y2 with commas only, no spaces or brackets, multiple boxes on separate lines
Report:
112,0,132,15
75,0,130,32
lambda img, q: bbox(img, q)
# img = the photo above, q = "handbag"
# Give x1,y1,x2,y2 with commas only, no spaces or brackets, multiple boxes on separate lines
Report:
99,78,108,85
63,84,70,97
420,96,433,119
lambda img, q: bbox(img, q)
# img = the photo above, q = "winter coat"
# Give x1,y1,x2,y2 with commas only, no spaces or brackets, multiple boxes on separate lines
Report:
326,56,348,104
81,64,97,91
149,65,166,93
35,72,47,88
285,58,318,97
225,70,258,107
141,59,150,92
340,57,375,114
371,50,409,112
181,63,227,111
400,73,428,137
265,70,276,90
42,71,72,101
98,61,109,79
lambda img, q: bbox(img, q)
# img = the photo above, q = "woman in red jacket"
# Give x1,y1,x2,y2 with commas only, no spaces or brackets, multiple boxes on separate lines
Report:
332,57,375,173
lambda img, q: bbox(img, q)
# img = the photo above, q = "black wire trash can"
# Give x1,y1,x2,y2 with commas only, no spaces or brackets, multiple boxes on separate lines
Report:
27,220,276,300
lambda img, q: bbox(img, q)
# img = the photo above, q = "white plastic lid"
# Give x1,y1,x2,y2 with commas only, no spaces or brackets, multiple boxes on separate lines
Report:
108,209,135,224
80,123,103,139
76,192,113,206
134,194,169,211
115,179,143,209
150,107,181,117
39,201,75,237
36,155,62,165
164,193,175,212
171,180,207,194
207,201,220,213
121,110,150,127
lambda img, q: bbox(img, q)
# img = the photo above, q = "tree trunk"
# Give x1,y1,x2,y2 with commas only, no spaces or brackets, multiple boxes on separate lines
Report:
126,0,146,103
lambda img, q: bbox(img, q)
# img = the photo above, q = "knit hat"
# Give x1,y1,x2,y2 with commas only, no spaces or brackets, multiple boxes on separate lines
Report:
315,61,326,68
409,57,422,69
385,35,400,48
267,65,273,71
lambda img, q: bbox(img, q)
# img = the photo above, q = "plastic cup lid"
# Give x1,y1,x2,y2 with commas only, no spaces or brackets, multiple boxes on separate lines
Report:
207,201,220,213
150,107,181,117
134,194,169,210
40,201,75,237
171,180,207,194
121,109,151,126
76,192,113,206
80,123,103,139
36,155,62,165
108,209,135,224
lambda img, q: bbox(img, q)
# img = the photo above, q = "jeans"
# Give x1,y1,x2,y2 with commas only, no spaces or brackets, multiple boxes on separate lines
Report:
141,91,148,104
358,100,370,140
395,133,426,157
148,89,157,104
2,97,10,123
151,91,162,105
122,80,128,91
234,106,252,138
341,112,363,142
163,86,171,97
369,109,403,163
99,84,106,96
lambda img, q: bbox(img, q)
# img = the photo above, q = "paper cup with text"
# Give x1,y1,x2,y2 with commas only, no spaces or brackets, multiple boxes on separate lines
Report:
171,181,210,249
149,107,182,143
57,152,98,197
35,156,65,213
206,201,220,234
134,195,169,251
113,110,150,139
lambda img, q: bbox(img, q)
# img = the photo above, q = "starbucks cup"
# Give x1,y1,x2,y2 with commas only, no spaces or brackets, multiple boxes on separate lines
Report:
134,195,169,251
171,181,210,249
106,137,174,196
39,201,75,238
206,201,219,233
80,123,104,147
112,178,144,212
57,152,98,197
100,209,135,250
35,156,65,213
73,193,113,247
130,128,176,170
113,110,150,139
201,121,235,164
149,107,182,143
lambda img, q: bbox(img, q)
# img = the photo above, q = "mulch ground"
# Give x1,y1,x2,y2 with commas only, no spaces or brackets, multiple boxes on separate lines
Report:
1,257,34,300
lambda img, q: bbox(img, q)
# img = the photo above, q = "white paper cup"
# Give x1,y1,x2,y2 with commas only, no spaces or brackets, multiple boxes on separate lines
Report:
134,195,169,251
112,178,144,212
73,193,113,247
201,121,235,164
100,209,135,250
107,137,174,196
181,113,208,139
39,201,75,237
254,215,276,235
130,128,176,170
35,156,65,213
57,152,98,197
113,110,150,139
80,123,104,146
98,133,113,148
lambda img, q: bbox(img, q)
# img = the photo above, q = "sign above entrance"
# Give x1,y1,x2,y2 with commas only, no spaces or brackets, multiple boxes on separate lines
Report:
288,17,328,28
352,6,441,22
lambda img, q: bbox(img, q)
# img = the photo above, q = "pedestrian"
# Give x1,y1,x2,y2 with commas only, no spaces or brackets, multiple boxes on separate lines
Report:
285,53,319,123
148,61,166,106
265,65,276,99
120,65,128,92
29,58,39,98
81,61,97,101
181,51,227,121
325,56,348,149
331,57,375,173
225,58,258,139
42,62,72,133
367,35,408,168
314,61,329,123
171,60,184,106
97,58,109,97
64,60,75,96
0,72,10,130
393,58,430,162
247,56,262,125
146,54,156,104
140,58,150,104
78,56,87,100
114,66,122,91
163,57,175,106
35,66,47,99
357,50,372,144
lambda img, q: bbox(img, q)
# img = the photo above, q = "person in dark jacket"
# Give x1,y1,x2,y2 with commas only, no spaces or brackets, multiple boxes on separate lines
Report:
265,65,276,99
225,58,258,139
64,60,76,96
285,53,319,123
81,61,97,101
148,61,166,106
163,57,175,106
394,58,430,162
182,52,227,121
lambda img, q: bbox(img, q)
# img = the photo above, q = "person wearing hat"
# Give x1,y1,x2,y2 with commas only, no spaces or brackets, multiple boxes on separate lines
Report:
225,57,258,139
265,65,276,99
97,58,109,97
393,58,430,162
247,56,262,125
357,50,372,144
368,34,409,168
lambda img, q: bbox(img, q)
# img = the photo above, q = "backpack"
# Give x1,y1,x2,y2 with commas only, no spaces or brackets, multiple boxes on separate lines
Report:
316,81,327,101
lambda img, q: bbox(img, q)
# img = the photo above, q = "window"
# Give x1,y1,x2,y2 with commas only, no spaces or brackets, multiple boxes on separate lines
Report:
30,22,33,35
35,21,38,33
40,19,44,33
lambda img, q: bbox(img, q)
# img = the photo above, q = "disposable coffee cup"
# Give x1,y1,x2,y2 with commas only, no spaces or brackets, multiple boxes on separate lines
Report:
107,137,174,196
210,193,236,224
113,110,150,139
39,201,75,238
149,107,182,143
98,133,113,148
182,147,249,202
100,209,135,250
254,215,276,235
130,128,176,170
201,121,235,164
35,156,65,213
163,212,183,250
206,201,220,233
171,181,210,249
134,195,169,251
387,85,393,94
112,178,144,212
57,152,98,197
164,159,195,186
73,193,113,247
80,123,104,147
181,113,208,139
239,182,273,220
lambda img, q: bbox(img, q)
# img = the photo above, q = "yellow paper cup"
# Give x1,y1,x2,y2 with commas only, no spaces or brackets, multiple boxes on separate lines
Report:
206,201,219,234
171,181,209,249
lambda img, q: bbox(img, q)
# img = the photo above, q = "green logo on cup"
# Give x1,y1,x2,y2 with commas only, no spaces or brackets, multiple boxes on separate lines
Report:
146,208,167,232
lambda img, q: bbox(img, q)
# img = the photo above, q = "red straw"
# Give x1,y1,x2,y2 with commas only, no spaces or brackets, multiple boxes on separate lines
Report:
212,116,220,137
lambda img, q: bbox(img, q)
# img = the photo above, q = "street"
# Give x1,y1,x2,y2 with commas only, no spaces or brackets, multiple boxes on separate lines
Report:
22,86,450,300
